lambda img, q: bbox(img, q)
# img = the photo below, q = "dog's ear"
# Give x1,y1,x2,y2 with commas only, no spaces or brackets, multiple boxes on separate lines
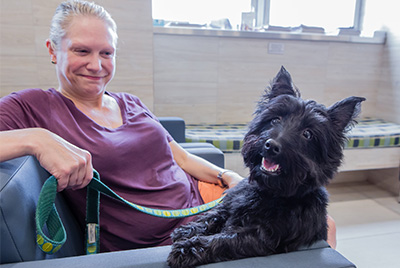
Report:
265,66,301,100
328,96,366,132
255,66,300,115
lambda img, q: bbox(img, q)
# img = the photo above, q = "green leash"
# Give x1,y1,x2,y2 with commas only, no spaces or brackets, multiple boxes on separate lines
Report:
35,170,224,255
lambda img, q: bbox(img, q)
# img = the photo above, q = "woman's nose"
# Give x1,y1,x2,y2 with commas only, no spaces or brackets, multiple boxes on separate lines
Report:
87,55,102,72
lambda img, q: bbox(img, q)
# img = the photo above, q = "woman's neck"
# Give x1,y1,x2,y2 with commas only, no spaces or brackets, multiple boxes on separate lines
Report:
60,89,123,129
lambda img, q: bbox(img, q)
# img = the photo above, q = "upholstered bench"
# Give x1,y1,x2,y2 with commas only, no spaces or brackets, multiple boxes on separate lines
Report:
185,118,400,174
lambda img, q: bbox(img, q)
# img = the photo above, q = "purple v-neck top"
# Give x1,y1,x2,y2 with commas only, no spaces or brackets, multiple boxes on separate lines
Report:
0,88,203,251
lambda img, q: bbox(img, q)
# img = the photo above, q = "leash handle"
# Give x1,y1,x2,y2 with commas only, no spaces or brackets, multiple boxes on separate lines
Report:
35,176,66,254
36,170,224,254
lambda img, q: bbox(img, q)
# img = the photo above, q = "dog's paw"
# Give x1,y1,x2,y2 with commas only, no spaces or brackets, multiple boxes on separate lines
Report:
171,225,195,242
167,237,208,268
171,221,210,242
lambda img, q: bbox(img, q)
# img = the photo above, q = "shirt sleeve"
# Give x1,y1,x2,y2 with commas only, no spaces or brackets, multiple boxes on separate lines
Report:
0,89,50,131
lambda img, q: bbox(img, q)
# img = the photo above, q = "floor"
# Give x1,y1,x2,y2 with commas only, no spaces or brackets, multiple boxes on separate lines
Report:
327,181,400,268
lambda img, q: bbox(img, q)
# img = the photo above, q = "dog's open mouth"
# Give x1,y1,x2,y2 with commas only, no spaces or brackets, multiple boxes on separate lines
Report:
261,157,281,175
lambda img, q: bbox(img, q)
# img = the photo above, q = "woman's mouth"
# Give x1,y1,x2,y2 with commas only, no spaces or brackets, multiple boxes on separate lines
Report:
82,75,103,80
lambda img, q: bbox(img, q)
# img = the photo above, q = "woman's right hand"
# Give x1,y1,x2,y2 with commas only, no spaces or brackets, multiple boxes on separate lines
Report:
31,129,93,191
0,128,93,192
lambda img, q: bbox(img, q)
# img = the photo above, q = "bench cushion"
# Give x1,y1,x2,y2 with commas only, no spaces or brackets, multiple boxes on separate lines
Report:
185,118,400,153
345,118,400,149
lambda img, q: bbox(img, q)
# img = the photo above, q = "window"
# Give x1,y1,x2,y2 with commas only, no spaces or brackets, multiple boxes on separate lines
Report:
267,0,357,33
152,0,374,36
152,0,251,30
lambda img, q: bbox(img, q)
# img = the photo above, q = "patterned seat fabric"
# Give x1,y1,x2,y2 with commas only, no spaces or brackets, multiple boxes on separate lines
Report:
185,118,400,153
345,118,400,149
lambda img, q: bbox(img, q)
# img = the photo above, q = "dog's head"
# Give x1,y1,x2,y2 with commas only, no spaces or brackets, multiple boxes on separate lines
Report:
242,66,365,197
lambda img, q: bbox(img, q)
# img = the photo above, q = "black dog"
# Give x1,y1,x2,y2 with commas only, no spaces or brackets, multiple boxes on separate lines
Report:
167,66,365,268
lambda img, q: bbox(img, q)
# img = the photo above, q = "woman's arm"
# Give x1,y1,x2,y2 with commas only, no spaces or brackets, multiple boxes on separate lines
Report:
0,128,93,191
169,141,243,188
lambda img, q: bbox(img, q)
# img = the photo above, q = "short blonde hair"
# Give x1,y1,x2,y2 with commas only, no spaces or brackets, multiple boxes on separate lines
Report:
49,0,117,49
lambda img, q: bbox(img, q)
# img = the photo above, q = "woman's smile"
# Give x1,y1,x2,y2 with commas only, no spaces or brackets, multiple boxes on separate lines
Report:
80,74,105,80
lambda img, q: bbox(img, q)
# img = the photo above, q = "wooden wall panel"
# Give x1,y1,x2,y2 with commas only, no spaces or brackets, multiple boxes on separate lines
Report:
376,31,400,124
153,34,220,119
153,33,385,124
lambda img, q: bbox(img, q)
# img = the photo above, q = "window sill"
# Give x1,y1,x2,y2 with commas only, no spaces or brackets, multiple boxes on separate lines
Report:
153,26,386,44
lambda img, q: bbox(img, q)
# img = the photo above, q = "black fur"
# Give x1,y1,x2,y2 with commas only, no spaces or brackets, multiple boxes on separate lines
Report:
167,66,365,268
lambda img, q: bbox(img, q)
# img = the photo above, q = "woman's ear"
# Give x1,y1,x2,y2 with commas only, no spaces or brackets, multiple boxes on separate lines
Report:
46,39,57,64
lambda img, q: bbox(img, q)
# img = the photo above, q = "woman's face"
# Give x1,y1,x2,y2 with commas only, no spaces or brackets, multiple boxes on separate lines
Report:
50,16,117,99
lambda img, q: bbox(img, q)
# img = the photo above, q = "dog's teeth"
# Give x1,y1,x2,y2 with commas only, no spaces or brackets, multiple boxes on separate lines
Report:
268,165,279,172
261,158,280,173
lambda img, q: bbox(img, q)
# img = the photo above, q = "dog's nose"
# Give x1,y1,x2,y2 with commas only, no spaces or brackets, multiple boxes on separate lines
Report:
265,139,281,156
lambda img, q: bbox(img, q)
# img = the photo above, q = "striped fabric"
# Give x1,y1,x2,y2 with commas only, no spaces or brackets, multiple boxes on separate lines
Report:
185,118,400,153
186,123,247,153
345,118,400,149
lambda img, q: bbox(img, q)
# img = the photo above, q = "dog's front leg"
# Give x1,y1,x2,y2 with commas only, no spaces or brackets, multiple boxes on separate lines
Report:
171,208,228,242
167,235,211,268
168,229,273,268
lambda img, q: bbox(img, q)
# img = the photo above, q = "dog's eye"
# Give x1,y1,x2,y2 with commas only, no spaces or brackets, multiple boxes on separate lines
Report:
302,129,313,140
271,117,281,125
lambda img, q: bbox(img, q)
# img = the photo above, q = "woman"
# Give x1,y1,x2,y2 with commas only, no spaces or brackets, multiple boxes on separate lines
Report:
0,0,336,251
0,0,242,252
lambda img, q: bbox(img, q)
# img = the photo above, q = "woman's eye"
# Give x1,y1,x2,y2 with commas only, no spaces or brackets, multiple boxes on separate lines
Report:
303,129,313,140
74,49,89,55
101,51,115,58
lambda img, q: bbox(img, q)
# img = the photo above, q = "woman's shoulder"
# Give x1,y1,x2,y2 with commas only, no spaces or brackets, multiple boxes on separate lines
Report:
0,88,58,130
6,88,57,102
107,91,150,110
107,91,157,120
107,91,141,104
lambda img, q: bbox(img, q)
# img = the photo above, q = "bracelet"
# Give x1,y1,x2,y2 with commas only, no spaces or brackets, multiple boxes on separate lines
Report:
217,170,230,188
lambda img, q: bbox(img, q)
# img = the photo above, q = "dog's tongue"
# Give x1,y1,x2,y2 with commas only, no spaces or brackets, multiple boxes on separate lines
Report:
262,158,280,172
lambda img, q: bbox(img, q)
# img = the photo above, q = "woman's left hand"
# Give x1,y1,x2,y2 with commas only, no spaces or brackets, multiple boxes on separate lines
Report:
221,170,244,189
